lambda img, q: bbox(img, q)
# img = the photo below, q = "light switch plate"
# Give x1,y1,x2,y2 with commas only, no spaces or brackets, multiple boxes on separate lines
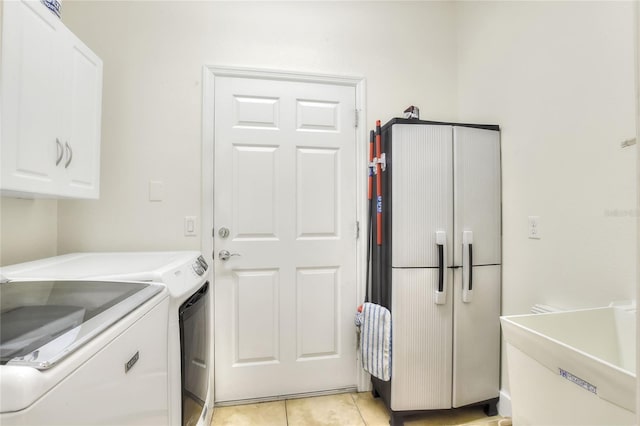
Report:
149,180,164,202
528,216,541,239
184,216,197,236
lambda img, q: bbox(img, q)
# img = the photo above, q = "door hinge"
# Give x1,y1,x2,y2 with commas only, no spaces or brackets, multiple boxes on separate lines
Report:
356,220,360,239
355,109,359,128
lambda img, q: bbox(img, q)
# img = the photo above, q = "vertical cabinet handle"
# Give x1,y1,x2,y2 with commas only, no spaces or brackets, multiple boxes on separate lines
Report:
462,230,474,303
435,231,447,305
64,142,73,168
55,139,64,166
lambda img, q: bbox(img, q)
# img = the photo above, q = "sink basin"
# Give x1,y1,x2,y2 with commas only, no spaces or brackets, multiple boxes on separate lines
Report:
501,307,636,425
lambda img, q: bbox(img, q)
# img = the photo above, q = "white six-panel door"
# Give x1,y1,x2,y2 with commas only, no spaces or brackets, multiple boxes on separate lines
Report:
213,75,358,402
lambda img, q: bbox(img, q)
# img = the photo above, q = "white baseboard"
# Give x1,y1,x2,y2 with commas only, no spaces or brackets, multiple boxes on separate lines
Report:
498,390,512,417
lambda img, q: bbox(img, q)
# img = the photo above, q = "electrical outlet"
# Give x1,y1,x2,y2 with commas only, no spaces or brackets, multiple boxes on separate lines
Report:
528,216,541,239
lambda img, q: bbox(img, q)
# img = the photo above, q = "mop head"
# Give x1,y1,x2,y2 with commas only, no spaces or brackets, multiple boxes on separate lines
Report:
358,302,392,381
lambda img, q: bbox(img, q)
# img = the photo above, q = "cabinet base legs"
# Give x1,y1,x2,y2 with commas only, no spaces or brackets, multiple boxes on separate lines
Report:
483,400,499,416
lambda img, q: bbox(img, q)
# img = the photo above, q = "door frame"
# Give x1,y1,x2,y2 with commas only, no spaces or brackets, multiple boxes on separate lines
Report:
201,65,370,398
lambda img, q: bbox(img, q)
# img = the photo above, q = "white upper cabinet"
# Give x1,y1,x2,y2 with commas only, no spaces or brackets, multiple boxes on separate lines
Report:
1,0,103,199
60,29,102,197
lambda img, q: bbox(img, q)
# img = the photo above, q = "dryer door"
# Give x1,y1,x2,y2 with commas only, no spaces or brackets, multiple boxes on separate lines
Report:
179,282,209,426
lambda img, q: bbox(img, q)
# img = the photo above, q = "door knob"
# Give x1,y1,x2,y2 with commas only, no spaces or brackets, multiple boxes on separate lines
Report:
218,227,230,238
218,250,241,261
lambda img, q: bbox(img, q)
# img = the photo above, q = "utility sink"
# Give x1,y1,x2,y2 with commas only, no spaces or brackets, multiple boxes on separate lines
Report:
501,307,636,425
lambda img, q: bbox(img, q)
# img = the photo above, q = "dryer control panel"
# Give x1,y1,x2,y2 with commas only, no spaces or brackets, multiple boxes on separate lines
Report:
191,255,208,276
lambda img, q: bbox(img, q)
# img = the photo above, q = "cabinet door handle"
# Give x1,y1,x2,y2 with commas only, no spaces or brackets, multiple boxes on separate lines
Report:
435,231,447,305
64,142,73,168
55,139,64,166
462,230,474,303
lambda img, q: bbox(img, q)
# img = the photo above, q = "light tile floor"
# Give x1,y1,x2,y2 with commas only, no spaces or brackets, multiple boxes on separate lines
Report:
210,392,507,426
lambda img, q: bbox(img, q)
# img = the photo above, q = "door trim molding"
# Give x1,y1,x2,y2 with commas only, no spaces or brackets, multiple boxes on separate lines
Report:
201,65,370,395
204,65,365,87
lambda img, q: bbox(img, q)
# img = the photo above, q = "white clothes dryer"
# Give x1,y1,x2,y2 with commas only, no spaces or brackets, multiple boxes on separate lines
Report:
0,251,212,426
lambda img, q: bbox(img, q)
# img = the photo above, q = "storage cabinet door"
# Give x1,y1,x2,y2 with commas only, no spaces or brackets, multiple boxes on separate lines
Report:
391,124,453,268
1,0,64,195
452,265,501,407
453,126,501,266
391,268,453,410
59,33,103,198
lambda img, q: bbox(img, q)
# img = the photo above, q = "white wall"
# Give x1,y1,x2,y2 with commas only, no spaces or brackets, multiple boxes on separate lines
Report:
457,1,636,313
57,1,459,253
456,0,637,403
0,198,57,266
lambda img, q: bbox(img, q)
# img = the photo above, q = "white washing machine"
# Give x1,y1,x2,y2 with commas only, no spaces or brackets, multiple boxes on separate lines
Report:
0,251,212,426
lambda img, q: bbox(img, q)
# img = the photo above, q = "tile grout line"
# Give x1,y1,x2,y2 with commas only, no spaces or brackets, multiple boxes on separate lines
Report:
285,398,289,426
350,393,367,425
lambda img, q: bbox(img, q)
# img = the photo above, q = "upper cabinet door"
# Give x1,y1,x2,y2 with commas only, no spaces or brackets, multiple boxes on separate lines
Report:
59,32,103,199
1,0,103,199
1,0,65,195
391,124,454,268
453,126,501,266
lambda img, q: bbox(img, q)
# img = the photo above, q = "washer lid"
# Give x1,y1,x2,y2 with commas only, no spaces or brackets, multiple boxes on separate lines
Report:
0,280,162,369
0,251,202,281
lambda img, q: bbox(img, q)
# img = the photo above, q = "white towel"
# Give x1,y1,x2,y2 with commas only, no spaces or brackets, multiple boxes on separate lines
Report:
358,302,391,381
